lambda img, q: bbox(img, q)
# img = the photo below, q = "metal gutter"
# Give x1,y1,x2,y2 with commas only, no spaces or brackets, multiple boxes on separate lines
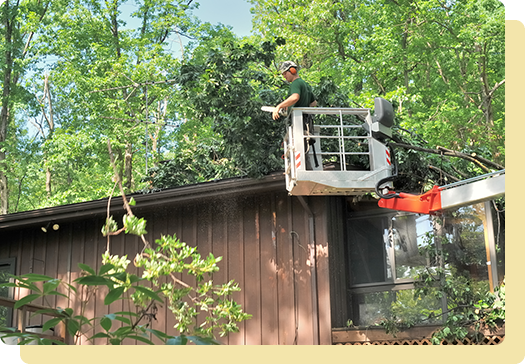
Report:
0,173,286,231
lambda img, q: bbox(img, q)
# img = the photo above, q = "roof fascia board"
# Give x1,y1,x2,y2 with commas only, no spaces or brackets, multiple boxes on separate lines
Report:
0,173,285,230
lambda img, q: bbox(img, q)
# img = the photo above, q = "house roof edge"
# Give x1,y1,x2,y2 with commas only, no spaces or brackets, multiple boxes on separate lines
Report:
0,172,286,230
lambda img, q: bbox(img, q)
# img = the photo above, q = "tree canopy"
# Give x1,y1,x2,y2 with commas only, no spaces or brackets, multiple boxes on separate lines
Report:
0,0,505,213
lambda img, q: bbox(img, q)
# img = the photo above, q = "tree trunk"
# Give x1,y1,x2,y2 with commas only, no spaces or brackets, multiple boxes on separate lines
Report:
46,166,52,196
108,0,121,58
476,43,494,127
0,0,14,214
124,142,134,191
42,74,54,195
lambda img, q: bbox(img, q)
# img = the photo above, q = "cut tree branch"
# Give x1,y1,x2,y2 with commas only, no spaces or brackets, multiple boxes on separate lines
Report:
429,165,460,182
390,142,504,172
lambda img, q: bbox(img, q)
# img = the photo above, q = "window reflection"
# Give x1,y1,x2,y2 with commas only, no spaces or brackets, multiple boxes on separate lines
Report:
352,289,442,327
345,200,503,328
392,215,432,280
441,204,489,284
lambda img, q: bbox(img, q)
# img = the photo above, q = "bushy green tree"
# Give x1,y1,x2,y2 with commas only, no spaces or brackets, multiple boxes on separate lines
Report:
4,0,505,210
146,30,288,184
249,0,505,174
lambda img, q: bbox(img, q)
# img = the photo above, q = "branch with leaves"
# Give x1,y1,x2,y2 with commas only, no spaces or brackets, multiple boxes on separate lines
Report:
0,140,250,345
102,139,251,338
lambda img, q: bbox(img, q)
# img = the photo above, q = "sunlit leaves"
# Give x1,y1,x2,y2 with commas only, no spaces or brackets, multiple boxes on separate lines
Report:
122,214,147,235
250,0,505,170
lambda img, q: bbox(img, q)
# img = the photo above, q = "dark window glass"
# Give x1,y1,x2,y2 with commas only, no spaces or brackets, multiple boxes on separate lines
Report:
0,259,15,328
348,215,391,285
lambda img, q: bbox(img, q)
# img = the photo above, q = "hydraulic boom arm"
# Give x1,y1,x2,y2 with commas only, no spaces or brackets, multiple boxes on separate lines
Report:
378,170,505,214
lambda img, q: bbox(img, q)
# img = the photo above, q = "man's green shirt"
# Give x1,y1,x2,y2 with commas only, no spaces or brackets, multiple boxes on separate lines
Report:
288,78,315,107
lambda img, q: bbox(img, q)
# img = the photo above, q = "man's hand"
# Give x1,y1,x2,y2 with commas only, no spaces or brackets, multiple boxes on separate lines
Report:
272,106,283,120
273,93,298,120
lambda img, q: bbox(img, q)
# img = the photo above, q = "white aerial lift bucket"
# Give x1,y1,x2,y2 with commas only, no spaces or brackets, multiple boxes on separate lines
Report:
283,98,394,196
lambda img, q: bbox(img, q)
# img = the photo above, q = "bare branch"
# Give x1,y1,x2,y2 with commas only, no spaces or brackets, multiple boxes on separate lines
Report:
428,165,460,182
390,142,504,172
89,78,177,93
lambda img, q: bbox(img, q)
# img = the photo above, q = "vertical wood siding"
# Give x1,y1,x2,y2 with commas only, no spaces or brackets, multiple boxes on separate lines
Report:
0,190,333,345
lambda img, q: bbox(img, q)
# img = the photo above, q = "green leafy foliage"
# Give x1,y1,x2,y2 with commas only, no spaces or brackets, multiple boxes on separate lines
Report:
255,0,504,147
145,31,288,187
0,191,250,344
249,0,504,182
3,0,504,211
378,215,505,344
4,0,204,212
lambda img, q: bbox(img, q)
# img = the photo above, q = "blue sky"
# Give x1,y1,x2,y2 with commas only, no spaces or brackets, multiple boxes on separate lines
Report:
193,0,253,37
118,0,254,58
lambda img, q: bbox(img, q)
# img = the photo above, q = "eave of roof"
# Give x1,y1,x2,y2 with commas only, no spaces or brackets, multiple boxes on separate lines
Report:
0,172,286,231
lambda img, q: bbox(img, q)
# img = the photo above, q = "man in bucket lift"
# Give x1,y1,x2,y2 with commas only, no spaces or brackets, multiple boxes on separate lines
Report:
272,61,317,120
273,61,319,169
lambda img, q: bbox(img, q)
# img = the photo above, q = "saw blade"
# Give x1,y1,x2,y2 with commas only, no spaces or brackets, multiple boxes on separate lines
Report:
261,106,276,113
261,106,288,116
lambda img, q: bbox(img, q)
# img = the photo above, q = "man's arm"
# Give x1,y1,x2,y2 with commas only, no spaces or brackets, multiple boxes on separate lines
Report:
273,93,300,120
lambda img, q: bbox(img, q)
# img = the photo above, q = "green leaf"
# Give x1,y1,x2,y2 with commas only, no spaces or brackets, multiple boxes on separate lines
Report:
14,294,41,309
41,338,66,345
113,315,131,325
100,317,112,332
104,287,125,305
9,281,41,292
89,332,111,340
46,291,69,299
126,335,154,345
74,275,112,286
109,338,122,345
98,263,115,276
0,282,18,288
129,197,136,206
123,215,147,235
42,317,63,333
146,328,171,340
113,326,133,336
43,280,60,294
67,319,81,336
132,285,163,303
78,263,96,275
109,272,128,282
20,273,54,282
127,274,142,284
64,308,74,317
33,308,60,317
166,336,188,345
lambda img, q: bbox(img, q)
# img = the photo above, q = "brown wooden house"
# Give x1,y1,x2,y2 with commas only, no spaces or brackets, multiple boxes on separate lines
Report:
0,172,505,345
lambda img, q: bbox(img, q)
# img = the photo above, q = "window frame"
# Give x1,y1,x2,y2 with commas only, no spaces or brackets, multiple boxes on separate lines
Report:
0,257,16,328
344,200,502,327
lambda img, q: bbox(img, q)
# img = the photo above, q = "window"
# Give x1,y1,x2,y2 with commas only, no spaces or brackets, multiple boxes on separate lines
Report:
0,258,16,328
345,200,504,328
